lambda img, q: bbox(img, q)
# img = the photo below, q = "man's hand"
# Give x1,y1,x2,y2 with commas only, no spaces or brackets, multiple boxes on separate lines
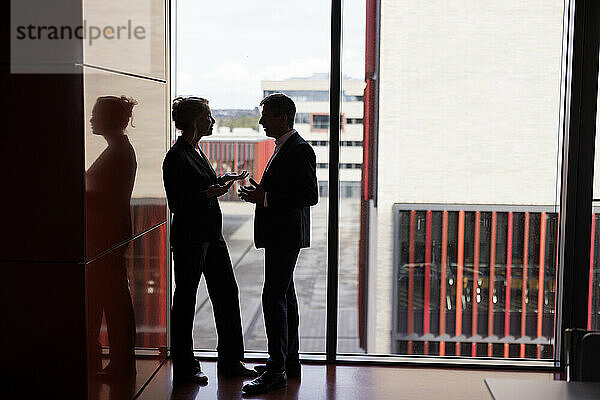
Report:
205,181,234,198
237,178,265,204
221,170,249,184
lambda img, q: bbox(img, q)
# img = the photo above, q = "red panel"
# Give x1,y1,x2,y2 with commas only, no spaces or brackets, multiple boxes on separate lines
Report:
359,0,377,348
159,224,167,330
504,212,513,358
521,212,530,358
358,76,375,350
254,140,275,182
408,211,416,354
204,141,210,159
362,79,373,201
472,212,481,357
143,229,152,342
424,211,432,355
488,212,497,357
358,198,369,349
553,214,559,341
365,0,377,77
219,142,224,175
234,141,240,195
440,211,448,356
537,212,546,359
589,214,595,330
455,211,465,355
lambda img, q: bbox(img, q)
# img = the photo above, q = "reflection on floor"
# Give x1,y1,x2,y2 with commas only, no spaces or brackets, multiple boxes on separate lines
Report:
193,199,362,354
136,359,556,400
88,357,163,400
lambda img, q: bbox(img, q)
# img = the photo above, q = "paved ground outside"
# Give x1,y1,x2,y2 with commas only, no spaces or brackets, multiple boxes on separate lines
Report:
191,197,364,354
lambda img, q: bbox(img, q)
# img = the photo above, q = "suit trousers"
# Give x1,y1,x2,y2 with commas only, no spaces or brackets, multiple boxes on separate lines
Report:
263,247,301,372
171,236,244,373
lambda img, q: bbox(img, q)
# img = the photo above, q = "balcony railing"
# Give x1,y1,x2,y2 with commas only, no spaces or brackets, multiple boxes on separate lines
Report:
199,139,273,202
391,204,598,359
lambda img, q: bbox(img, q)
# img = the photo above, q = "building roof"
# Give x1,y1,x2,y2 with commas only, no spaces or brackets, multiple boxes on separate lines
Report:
202,128,272,143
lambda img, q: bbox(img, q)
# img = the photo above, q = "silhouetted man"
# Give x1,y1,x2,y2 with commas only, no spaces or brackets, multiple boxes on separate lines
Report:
238,93,318,395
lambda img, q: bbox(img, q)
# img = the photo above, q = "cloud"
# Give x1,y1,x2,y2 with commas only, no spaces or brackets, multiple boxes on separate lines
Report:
176,0,366,108
178,59,261,108
258,58,330,81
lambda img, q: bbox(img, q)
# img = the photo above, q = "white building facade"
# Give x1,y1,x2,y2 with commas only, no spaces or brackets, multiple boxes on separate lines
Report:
262,76,366,198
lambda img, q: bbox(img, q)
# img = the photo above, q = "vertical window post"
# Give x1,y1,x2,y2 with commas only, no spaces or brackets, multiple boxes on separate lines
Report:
557,0,600,366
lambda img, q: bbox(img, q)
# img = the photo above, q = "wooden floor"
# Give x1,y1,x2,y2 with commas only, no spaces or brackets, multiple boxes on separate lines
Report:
135,360,556,400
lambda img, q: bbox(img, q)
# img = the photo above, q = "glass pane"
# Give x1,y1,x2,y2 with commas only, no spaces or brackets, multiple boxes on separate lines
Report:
590,56,600,331
177,0,330,354
86,223,167,394
338,0,366,353
350,1,565,359
83,0,166,80
84,68,167,259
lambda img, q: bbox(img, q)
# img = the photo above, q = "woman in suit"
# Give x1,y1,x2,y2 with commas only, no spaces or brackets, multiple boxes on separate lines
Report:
162,96,255,384
86,96,138,380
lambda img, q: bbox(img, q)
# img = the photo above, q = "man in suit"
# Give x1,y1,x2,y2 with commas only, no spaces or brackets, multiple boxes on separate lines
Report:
238,93,318,395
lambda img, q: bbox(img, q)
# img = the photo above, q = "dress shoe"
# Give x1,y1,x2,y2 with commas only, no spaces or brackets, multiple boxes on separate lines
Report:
173,366,208,385
217,361,259,377
242,370,287,394
254,363,301,378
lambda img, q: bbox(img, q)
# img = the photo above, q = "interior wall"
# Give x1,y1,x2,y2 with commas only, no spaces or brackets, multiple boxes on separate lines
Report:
0,1,170,398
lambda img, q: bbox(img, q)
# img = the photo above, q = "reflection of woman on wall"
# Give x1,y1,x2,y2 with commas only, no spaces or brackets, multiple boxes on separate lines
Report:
163,96,255,384
86,96,138,378
87,96,138,253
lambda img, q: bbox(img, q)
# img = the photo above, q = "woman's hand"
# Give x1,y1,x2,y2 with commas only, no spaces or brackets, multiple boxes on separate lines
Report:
220,170,249,184
205,181,234,198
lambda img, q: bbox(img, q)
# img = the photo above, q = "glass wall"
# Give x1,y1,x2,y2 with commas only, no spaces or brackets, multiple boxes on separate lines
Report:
82,0,169,390
351,0,565,359
84,69,168,259
174,0,596,364
83,65,169,392
176,0,330,354
337,0,367,353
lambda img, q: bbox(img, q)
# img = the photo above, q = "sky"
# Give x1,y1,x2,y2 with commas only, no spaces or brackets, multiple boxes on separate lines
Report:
176,0,366,109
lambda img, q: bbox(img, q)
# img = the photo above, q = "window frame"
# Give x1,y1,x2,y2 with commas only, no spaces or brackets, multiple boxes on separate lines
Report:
168,0,599,371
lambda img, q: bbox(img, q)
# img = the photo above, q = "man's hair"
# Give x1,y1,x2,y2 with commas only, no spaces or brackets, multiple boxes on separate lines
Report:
260,93,296,129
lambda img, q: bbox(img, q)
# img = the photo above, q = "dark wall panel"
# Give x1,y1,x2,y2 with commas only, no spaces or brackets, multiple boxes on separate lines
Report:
0,72,85,262
0,262,87,398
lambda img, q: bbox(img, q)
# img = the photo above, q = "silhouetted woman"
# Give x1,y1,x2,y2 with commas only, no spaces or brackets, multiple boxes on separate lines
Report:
162,96,256,384
86,96,138,381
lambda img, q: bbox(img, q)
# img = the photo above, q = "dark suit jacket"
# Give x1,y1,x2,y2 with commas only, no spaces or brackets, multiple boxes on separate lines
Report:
86,135,137,257
255,132,318,249
163,137,223,245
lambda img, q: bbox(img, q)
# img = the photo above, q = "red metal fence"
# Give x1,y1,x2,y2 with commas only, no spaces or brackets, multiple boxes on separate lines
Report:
392,204,600,359
199,139,274,201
